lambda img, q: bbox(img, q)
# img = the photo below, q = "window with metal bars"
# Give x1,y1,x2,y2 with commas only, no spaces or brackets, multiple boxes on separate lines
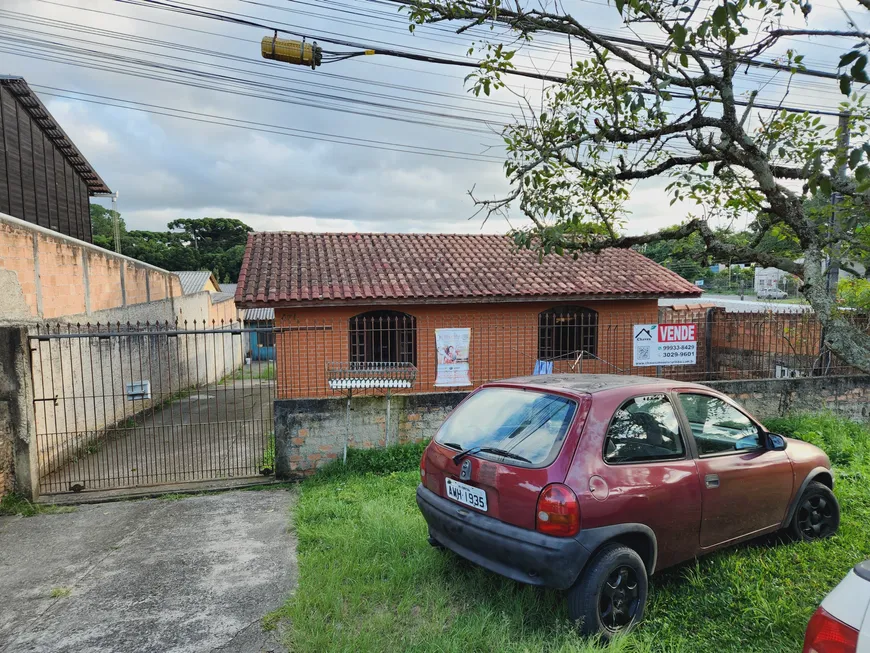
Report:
538,306,598,360
349,310,417,366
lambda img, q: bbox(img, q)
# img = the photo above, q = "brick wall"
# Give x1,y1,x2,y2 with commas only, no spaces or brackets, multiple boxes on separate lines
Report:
0,211,183,319
273,299,659,399
274,392,468,477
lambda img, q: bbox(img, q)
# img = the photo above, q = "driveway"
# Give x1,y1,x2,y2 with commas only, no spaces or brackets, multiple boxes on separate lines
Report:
0,489,296,653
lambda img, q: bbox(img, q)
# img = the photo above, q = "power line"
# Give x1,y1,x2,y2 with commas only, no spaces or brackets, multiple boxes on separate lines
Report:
28,84,508,162
114,0,848,116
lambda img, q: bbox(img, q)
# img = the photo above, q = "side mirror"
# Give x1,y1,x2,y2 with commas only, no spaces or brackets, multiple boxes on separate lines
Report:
766,433,787,451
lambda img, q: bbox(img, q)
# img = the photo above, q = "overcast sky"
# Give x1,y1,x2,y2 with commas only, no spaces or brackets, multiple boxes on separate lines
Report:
2,0,867,236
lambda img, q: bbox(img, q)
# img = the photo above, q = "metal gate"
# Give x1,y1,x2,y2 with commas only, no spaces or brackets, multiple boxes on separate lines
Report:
29,321,275,496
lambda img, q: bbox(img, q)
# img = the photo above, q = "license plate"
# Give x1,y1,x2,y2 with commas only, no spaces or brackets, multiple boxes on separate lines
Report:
445,478,488,512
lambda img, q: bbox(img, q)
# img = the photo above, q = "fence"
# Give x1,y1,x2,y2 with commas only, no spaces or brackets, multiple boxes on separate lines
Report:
272,308,868,399
29,320,273,494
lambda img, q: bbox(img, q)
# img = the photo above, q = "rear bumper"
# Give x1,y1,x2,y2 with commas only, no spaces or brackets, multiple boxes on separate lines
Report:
416,484,591,590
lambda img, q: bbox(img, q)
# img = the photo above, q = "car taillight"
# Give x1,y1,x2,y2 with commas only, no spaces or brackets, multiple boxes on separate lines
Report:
536,484,580,537
803,606,859,653
420,454,426,482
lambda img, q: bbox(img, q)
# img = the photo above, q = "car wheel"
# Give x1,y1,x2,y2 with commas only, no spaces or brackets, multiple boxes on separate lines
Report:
567,543,648,639
789,482,840,541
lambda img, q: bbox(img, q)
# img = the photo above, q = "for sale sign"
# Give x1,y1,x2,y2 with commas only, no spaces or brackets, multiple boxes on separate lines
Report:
633,323,697,367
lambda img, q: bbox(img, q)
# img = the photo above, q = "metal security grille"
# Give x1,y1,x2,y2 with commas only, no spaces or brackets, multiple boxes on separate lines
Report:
29,321,275,496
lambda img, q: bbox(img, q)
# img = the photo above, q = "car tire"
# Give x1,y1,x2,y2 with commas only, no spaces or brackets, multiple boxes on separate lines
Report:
788,482,840,542
566,543,648,639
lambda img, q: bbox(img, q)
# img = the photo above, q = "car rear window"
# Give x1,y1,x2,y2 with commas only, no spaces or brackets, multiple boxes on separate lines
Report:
435,387,577,466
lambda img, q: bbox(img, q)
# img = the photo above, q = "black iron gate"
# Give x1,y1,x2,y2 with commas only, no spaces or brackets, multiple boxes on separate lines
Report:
29,321,275,495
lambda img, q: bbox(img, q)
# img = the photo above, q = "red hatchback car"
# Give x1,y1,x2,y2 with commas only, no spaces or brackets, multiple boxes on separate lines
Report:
417,375,839,638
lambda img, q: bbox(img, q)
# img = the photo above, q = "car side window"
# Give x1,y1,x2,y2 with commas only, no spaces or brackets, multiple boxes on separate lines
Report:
604,394,685,464
678,393,762,456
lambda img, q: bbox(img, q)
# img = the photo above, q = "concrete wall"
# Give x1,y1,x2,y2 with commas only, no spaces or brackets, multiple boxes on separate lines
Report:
705,375,870,423
274,375,870,480
0,211,183,319
274,392,468,477
29,293,245,483
0,327,37,501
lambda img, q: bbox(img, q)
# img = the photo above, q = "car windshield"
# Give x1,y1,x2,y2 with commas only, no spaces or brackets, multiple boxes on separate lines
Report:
435,387,577,466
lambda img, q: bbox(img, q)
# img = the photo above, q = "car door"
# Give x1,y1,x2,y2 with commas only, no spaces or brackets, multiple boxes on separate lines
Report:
675,392,794,549
574,392,703,571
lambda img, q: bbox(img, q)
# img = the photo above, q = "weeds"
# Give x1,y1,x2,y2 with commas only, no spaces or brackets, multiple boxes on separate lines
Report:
0,493,76,517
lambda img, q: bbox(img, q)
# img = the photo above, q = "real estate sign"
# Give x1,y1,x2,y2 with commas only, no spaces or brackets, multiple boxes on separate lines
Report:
633,323,697,367
435,328,471,387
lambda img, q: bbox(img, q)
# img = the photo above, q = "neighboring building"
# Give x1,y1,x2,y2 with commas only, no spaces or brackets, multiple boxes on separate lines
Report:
173,270,223,295
221,283,275,360
0,76,110,242
755,266,790,294
235,232,702,398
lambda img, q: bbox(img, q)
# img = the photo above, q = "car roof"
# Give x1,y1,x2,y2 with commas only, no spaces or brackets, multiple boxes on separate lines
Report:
488,373,710,397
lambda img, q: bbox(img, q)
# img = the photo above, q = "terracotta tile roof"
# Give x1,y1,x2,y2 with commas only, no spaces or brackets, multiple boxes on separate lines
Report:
235,232,702,307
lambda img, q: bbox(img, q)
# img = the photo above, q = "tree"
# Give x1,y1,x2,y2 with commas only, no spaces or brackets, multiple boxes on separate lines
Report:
90,204,125,250
402,0,870,371
88,208,252,282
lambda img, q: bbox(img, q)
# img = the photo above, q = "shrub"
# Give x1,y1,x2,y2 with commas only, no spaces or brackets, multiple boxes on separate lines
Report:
314,440,428,480
763,413,870,467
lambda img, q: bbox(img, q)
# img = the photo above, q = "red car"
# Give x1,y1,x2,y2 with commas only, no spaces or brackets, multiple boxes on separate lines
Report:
417,375,839,638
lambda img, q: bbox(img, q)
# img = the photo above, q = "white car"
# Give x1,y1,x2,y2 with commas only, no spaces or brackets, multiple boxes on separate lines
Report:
758,288,788,299
803,561,870,652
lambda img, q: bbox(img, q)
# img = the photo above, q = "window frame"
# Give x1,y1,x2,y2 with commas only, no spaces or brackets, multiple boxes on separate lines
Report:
601,392,689,466
537,305,599,361
348,309,417,366
673,390,767,459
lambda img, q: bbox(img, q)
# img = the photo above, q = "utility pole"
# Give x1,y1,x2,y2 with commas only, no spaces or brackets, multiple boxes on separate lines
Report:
112,191,121,254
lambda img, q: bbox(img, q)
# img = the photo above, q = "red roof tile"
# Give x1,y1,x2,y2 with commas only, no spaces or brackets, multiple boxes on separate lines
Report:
235,232,702,307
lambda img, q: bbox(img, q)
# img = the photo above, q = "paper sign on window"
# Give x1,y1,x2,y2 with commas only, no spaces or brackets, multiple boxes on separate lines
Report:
435,328,471,387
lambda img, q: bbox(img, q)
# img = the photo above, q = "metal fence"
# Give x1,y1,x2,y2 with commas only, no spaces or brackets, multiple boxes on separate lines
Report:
29,320,275,495
272,307,869,399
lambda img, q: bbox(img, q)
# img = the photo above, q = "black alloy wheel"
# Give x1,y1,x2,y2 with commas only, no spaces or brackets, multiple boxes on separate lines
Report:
599,566,641,632
789,481,840,542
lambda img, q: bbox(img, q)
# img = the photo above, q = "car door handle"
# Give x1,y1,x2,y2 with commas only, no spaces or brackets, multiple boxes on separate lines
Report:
705,474,720,489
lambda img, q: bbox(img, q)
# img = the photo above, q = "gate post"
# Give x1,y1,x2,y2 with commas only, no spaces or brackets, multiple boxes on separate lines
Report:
0,326,39,500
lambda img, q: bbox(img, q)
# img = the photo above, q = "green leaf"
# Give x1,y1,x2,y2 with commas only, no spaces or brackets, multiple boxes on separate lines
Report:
819,176,832,195
712,5,727,27
615,0,625,13
839,74,852,95
839,50,862,68
673,23,687,48
680,52,689,67
726,2,740,24
850,148,863,169
857,164,870,183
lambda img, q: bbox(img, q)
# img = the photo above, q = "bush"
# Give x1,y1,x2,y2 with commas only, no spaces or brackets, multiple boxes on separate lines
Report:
763,413,870,467
314,440,429,480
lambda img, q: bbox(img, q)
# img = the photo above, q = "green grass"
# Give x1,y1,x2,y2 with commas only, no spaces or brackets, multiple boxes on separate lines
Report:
270,413,870,653
49,587,72,599
0,493,77,517
261,433,276,472
221,364,275,384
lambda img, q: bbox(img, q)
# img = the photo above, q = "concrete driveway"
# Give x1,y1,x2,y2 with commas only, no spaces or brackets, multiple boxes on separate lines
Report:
0,489,296,653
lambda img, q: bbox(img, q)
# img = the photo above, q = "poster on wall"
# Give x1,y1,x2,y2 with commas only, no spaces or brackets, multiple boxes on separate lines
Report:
633,323,697,367
435,328,471,387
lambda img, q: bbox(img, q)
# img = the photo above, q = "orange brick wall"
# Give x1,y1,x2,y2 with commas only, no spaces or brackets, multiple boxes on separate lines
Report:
0,212,183,319
274,299,659,399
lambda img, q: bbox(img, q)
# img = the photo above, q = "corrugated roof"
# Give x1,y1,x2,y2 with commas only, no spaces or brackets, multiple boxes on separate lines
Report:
235,232,703,308
244,307,275,321
0,77,111,195
173,270,217,296
219,283,238,296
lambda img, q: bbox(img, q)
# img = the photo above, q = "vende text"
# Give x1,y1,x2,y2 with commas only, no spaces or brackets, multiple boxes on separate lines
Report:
658,324,696,343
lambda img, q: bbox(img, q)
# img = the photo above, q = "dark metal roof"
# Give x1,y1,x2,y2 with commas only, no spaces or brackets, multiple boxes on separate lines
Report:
492,373,707,394
0,76,111,195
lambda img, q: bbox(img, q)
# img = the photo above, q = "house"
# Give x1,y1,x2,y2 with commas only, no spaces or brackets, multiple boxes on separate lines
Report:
221,283,275,360
173,270,223,295
235,232,702,398
0,76,111,242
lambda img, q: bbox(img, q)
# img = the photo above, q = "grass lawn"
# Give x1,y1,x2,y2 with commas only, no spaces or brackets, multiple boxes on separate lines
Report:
269,414,870,652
